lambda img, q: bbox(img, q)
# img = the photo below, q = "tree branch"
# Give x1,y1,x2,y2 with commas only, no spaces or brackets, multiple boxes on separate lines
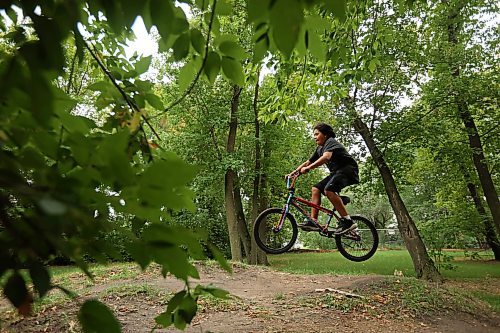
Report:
161,0,218,115
83,41,161,151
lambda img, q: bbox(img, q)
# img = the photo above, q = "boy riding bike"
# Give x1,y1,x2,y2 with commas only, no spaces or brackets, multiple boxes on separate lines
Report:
287,122,359,235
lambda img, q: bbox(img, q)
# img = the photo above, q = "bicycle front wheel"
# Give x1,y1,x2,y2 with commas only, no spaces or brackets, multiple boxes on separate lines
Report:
335,215,378,262
254,208,298,254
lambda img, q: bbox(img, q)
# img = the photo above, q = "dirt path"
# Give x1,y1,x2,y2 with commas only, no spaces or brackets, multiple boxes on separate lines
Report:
2,264,499,333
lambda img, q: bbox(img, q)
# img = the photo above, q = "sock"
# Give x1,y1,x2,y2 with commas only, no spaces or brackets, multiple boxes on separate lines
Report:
344,215,351,220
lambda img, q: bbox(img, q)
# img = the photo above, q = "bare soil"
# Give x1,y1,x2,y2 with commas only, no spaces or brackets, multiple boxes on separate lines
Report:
1,263,499,333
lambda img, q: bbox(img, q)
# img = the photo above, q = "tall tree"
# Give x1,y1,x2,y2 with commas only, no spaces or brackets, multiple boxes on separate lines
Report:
443,0,500,235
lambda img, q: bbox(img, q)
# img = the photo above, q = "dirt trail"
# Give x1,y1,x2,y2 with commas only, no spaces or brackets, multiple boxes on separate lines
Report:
2,264,499,333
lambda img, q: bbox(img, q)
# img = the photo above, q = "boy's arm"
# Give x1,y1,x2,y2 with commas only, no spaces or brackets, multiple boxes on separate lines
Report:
301,152,332,173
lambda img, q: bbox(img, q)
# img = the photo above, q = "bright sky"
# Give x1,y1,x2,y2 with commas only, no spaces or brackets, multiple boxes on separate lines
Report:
127,17,158,58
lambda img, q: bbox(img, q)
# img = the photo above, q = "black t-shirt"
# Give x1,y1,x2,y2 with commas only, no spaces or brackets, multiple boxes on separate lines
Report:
309,137,358,173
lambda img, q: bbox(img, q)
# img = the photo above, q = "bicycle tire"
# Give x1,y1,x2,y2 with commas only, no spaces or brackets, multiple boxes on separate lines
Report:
335,215,378,262
254,208,298,254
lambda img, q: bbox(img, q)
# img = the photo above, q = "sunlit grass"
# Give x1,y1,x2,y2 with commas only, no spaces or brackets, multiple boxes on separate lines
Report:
268,250,500,279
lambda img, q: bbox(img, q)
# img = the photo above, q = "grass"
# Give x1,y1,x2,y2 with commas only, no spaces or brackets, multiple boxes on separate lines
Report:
268,250,500,279
269,250,500,315
473,291,500,312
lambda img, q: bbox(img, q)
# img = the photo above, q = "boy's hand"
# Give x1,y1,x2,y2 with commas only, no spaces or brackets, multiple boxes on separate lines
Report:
300,166,310,174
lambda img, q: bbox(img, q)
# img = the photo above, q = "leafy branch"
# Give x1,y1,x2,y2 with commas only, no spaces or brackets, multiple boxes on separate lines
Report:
161,0,218,115
83,40,161,151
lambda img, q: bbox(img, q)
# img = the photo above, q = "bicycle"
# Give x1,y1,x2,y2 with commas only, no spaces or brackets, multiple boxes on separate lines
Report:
253,172,378,262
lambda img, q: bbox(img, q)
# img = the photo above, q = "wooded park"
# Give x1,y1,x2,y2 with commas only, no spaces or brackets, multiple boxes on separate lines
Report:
0,0,499,332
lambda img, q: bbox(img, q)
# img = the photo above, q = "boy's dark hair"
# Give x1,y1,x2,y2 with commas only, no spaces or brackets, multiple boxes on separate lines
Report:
313,122,336,138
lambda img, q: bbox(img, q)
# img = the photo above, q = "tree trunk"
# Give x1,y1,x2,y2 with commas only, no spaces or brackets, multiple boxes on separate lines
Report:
224,171,242,261
249,75,269,265
446,1,500,236
233,172,252,258
353,115,442,281
457,104,500,236
224,85,243,261
463,171,500,260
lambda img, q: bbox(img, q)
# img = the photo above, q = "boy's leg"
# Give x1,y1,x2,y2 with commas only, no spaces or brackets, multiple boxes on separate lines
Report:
324,173,357,235
309,175,332,220
299,176,331,231
324,191,348,217
311,186,321,220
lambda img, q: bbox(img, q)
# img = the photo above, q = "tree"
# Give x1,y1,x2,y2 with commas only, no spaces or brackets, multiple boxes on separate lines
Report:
441,0,500,235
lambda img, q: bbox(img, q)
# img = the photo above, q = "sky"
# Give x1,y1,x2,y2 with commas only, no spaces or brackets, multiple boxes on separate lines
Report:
127,17,158,58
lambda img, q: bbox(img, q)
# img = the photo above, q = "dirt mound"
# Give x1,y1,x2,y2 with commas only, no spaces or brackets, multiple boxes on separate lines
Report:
1,263,499,332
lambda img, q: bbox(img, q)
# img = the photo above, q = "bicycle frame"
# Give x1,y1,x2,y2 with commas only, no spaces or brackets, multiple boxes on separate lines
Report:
276,174,340,233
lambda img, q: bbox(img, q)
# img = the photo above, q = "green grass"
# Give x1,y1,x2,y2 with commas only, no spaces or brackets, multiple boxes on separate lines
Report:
268,250,500,279
473,291,500,312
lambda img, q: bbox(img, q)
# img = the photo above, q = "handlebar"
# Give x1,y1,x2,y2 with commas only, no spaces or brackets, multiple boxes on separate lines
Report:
286,171,301,189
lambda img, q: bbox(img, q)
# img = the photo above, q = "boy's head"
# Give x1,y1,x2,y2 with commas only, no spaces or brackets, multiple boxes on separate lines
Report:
313,122,336,139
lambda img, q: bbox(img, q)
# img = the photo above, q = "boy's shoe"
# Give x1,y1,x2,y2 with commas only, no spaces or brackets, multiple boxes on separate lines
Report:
299,218,320,231
334,218,357,235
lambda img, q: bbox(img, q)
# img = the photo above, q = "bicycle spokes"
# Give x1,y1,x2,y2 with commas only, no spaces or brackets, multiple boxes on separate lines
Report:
335,216,378,262
343,229,361,241
254,208,298,254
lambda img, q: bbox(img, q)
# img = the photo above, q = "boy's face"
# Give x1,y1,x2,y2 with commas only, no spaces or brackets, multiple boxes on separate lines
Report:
313,129,327,146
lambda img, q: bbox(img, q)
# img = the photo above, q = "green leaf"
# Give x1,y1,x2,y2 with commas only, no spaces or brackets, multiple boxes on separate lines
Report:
253,35,269,63
269,0,303,57
248,0,271,22
57,112,96,134
307,30,326,62
78,300,121,333
145,93,164,110
323,0,347,22
173,33,190,60
221,57,245,86
178,60,197,92
134,56,152,74
207,242,231,272
195,285,231,299
172,8,190,34
29,262,51,298
176,295,197,326
6,7,18,24
137,154,198,210
3,272,28,308
33,131,59,159
134,94,146,109
195,0,208,10
87,81,111,92
167,290,187,315
190,28,205,55
368,59,377,73
305,14,331,31
216,0,233,15
150,0,175,39
126,241,151,270
155,312,172,327
219,41,248,60
19,146,46,169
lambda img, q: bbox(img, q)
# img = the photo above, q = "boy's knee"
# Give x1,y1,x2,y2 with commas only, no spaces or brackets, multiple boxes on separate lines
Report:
325,190,339,197
312,187,321,195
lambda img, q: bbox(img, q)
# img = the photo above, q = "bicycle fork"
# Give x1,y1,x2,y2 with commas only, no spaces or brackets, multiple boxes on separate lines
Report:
275,193,293,232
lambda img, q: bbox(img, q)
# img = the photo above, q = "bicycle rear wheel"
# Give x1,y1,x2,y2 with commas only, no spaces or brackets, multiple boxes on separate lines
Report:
335,215,378,262
254,208,298,254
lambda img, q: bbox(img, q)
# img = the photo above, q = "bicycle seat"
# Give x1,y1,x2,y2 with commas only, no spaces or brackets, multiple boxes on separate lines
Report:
341,196,350,205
